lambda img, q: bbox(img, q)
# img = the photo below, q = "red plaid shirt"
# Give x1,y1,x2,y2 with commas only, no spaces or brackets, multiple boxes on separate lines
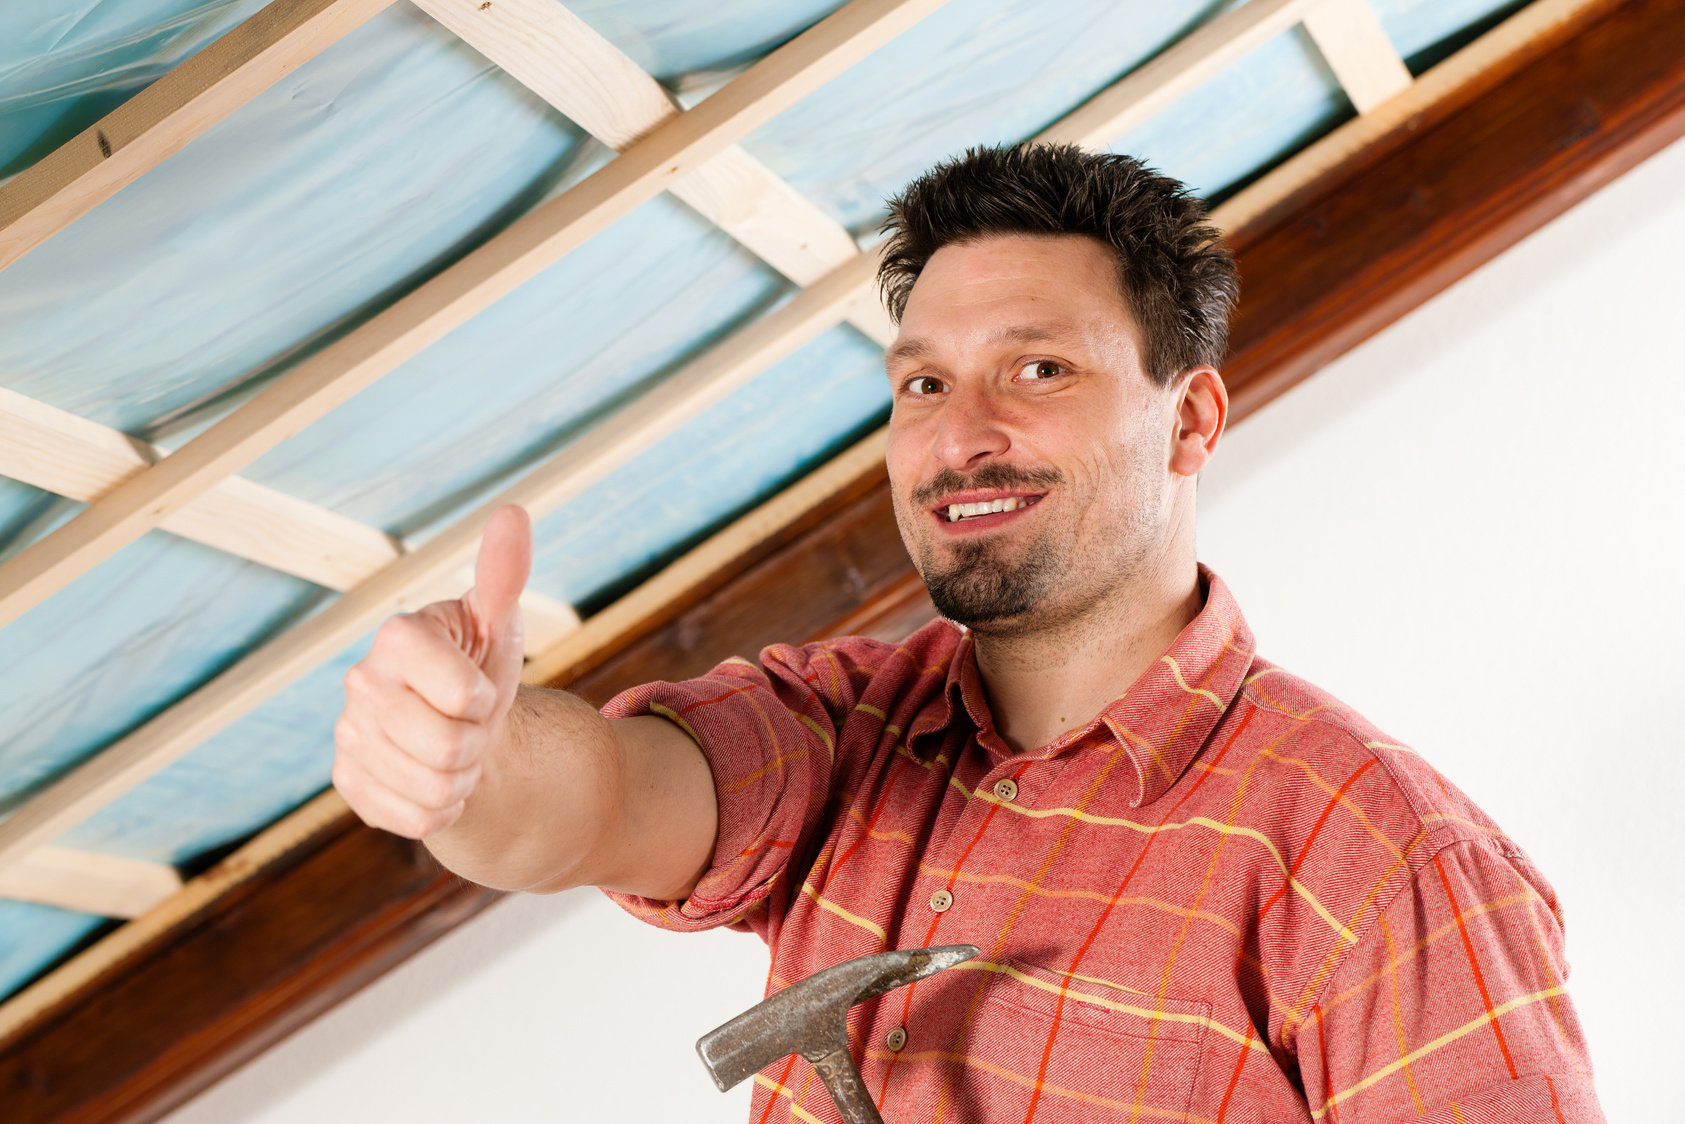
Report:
605,568,1602,1123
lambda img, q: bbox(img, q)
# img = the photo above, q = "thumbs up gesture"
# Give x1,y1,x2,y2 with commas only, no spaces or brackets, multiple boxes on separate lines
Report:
333,505,533,839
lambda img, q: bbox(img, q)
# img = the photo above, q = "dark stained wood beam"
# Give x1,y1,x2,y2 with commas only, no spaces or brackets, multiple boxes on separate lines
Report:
2,0,1681,1119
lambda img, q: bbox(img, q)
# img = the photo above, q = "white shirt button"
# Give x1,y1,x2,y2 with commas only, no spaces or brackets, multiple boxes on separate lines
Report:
929,888,953,913
885,1027,907,1051
993,778,1019,802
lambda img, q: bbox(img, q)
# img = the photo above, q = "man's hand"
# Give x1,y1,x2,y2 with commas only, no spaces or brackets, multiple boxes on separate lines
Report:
333,504,532,839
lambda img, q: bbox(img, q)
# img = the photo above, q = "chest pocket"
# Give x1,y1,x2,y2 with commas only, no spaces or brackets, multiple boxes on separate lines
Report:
954,959,1208,1123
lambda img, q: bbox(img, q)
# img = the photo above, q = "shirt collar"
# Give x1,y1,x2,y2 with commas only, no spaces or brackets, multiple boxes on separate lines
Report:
920,566,1257,807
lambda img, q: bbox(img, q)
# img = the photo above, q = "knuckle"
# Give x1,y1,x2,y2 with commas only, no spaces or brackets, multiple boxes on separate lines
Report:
342,663,373,700
415,771,457,811
437,727,482,772
333,714,358,749
373,614,417,656
405,805,447,839
441,675,479,719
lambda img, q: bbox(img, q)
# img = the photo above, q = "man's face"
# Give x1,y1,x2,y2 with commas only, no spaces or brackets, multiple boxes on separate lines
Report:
884,234,1180,635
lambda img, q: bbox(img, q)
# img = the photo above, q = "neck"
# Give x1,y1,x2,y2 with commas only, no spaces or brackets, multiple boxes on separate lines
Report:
971,550,1202,755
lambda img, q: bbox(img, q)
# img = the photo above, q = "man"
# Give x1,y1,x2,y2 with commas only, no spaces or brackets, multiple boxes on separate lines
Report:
333,144,1602,1121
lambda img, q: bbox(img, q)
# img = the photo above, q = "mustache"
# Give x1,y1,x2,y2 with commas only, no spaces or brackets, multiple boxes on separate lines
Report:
911,463,1064,507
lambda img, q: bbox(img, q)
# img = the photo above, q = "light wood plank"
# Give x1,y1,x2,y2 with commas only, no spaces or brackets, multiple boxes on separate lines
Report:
0,0,397,273
410,0,890,343
0,847,182,919
0,0,947,632
0,387,398,589
1039,0,1322,150
0,251,878,876
0,388,577,654
1302,0,1414,114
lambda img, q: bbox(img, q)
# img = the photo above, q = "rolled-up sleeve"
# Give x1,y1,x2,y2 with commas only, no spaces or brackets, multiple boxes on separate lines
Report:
599,644,846,939
1298,837,1604,1122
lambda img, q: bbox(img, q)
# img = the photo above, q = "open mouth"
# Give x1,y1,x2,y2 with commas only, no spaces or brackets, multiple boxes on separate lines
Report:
937,494,1044,523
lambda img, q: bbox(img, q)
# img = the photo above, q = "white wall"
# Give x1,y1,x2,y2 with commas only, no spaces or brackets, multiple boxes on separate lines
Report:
165,136,1685,1124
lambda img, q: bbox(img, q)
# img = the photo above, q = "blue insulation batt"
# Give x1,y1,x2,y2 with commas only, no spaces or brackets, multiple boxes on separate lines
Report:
0,0,1525,1001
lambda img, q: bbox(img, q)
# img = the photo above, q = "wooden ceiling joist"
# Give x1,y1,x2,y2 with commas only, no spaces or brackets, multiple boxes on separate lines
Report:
0,0,950,633
0,0,398,274
0,388,580,654
0,0,1409,891
3,0,1683,1118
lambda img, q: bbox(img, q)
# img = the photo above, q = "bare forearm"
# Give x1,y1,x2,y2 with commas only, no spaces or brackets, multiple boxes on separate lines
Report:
422,685,716,898
420,686,620,891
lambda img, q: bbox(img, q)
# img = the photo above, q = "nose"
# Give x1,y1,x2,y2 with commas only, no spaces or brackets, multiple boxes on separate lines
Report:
932,383,1011,471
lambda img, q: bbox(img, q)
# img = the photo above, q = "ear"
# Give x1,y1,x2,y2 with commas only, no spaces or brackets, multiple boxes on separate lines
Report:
1169,366,1227,478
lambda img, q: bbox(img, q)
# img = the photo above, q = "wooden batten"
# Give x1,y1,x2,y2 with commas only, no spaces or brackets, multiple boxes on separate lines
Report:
1301,0,1414,114
0,0,1681,1121
0,849,182,920
0,388,578,656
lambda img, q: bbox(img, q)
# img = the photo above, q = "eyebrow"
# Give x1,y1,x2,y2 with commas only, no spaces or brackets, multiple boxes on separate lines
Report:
885,323,1081,367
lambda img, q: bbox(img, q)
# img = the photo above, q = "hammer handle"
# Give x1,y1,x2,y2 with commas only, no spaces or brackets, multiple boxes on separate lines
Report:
810,1044,885,1124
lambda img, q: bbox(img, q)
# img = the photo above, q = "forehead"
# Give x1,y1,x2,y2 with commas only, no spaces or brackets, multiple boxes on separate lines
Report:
894,234,1139,353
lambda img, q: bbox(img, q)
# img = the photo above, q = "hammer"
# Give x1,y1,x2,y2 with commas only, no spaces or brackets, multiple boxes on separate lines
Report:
696,944,979,1124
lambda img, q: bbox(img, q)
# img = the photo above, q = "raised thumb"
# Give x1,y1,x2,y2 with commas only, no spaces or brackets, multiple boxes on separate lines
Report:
468,504,532,667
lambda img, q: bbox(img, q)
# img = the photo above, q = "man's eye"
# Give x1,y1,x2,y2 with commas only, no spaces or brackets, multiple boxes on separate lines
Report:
903,375,946,395
1016,359,1065,381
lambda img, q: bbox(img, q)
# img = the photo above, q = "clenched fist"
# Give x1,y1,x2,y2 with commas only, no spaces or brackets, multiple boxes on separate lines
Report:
333,504,532,839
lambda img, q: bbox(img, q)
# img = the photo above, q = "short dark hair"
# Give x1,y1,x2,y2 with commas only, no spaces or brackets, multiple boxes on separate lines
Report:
877,143,1238,386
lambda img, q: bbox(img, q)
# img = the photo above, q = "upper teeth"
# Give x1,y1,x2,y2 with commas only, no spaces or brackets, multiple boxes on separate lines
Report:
947,497,1026,521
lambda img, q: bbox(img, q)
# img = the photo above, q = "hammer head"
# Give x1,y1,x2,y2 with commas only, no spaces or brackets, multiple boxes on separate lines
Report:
696,944,979,1092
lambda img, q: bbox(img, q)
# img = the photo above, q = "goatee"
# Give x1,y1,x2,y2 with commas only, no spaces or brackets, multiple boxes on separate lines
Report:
909,462,1065,629
922,535,1058,626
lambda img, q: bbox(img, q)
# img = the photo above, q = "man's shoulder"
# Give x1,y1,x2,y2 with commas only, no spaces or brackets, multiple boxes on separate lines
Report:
1236,657,1520,860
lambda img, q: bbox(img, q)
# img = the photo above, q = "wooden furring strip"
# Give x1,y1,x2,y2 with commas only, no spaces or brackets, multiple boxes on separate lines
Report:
409,0,893,342
1301,0,1414,113
0,387,580,654
0,847,182,919
0,0,399,274
0,251,881,878
0,0,950,633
